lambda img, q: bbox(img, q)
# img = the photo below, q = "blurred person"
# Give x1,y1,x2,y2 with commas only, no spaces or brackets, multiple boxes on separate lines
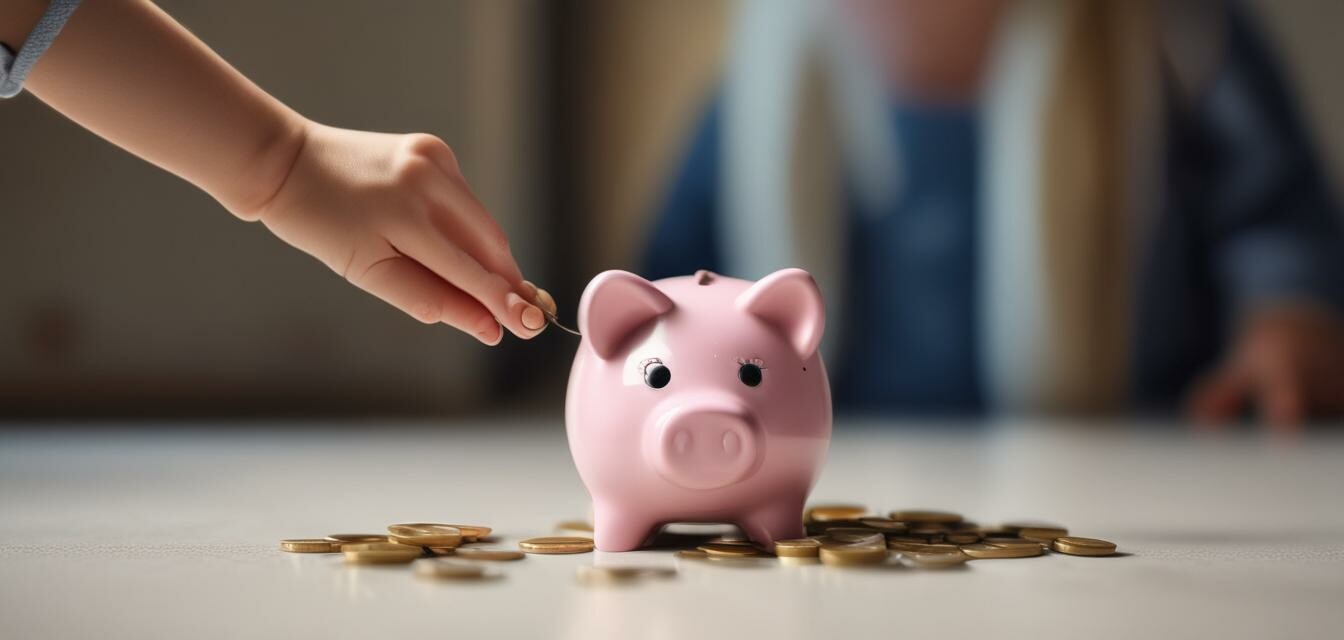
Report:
644,0,1344,428
0,0,549,346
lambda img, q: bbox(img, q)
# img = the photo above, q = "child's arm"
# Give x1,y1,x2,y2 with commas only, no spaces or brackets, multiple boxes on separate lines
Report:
2,0,545,345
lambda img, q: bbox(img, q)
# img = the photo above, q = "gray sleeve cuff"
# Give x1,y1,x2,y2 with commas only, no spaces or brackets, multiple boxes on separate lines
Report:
1218,225,1344,317
0,0,82,98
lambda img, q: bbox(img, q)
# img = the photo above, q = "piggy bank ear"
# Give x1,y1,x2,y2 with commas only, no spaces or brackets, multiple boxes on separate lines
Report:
579,270,674,359
736,268,825,359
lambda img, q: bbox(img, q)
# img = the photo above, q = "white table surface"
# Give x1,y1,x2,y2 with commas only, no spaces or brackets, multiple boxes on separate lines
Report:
1,418,1341,639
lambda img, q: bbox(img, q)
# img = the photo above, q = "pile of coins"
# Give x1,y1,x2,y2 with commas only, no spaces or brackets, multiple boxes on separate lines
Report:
671,505,1116,569
280,507,1118,584
793,505,1117,567
280,522,541,581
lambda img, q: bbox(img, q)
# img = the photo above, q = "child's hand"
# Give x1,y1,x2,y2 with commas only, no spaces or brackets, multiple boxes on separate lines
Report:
1187,304,1344,429
239,122,546,345
15,0,545,345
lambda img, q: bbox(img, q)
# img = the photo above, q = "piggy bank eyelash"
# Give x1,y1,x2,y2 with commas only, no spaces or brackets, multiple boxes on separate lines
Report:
734,356,766,369
640,357,671,389
638,357,665,373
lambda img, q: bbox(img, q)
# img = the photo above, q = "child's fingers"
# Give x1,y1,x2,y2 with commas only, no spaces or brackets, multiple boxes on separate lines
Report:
1255,364,1305,430
420,169,530,298
1186,366,1249,428
404,133,532,300
349,250,502,345
393,229,545,340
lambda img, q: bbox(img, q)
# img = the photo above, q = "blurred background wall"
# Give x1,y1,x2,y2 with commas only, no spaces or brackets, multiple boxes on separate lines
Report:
0,0,1339,418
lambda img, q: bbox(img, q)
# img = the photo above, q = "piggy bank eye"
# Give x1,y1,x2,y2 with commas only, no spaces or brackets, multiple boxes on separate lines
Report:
644,363,671,389
738,363,763,387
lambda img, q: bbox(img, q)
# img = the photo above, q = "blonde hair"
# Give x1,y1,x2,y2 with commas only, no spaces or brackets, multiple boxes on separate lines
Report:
1038,0,1156,412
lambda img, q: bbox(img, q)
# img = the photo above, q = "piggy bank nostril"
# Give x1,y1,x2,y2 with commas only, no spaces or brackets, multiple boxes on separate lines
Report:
722,431,740,456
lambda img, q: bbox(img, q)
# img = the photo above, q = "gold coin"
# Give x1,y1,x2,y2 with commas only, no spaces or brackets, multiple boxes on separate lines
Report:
575,565,676,585
819,544,888,566
889,510,963,524
887,536,930,544
960,543,1042,559
858,518,909,534
555,520,594,533
887,540,939,553
773,538,822,558
905,550,969,568
453,548,526,561
387,523,463,547
324,534,388,548
807,504,868,522
1052,537,1116,556
705,537,753,546
945,531,981,544
699,543,766,557
342,541,421,552
343,542,423,564
535,288,559,317
280,539,337,553
425,547,456,556
446,524,492,540
413,558,486,579
518,536,595,554
1018,527,1068,542
983,537,1046,549
824,528,886,545
675,549,764,567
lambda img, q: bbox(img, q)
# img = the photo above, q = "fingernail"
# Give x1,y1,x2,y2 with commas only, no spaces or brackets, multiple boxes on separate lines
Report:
522,304,546,331
474,315,501,345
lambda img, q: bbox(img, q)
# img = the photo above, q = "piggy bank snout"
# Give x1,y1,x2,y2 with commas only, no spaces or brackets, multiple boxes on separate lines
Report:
644,400,760,491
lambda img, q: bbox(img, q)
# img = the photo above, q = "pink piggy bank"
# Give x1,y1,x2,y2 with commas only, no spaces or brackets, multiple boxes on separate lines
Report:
565,268,832,551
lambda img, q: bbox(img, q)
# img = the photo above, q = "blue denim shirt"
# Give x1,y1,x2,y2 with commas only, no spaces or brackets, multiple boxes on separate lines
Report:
832,106,981,413
642,3,1344,413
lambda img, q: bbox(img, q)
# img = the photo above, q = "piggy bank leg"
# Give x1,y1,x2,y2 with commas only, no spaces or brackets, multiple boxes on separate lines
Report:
738,499,806,552
592,505,658,552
